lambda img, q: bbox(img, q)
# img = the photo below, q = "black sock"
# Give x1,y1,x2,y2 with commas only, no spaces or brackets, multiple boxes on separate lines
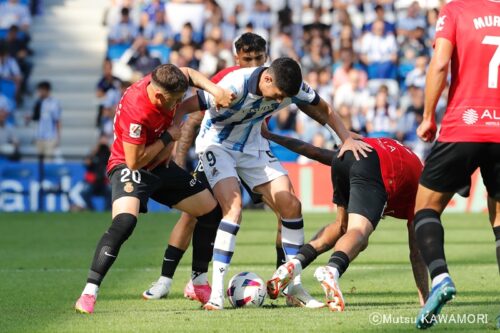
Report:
295,244,318,270
276,246,286,268
327,251,349,277
192,205,222,273
414,209,448,279
87,213,137,285
494,226,500,274
161,245,185,278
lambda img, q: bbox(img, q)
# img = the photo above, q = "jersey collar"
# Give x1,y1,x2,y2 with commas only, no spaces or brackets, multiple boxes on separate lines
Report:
248,67,267,96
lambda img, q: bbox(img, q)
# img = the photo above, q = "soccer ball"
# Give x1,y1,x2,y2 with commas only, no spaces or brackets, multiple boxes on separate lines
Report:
226,272,267,308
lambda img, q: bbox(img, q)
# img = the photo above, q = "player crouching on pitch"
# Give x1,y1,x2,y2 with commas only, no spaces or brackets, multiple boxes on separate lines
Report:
74,64,235,314
263,124,429,311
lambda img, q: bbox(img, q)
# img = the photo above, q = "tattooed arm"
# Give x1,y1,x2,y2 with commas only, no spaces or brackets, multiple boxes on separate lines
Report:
174,111,204,168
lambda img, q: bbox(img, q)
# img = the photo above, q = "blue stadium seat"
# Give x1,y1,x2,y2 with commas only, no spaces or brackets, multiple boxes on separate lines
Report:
147,45,171,64
0,0,30,4
0,28,27,40
107,44,131,60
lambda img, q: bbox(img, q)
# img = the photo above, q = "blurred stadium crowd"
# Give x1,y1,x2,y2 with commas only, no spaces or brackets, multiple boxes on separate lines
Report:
98,0,450,166
0,0,452,210
0,0,44,160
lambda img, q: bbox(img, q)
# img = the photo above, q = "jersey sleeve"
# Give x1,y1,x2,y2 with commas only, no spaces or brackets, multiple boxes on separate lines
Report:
434,2,457,46
291,81,320,106
119,104,147,145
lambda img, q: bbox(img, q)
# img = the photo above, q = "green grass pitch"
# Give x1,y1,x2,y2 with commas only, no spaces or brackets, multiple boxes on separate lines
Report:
0,211,498,332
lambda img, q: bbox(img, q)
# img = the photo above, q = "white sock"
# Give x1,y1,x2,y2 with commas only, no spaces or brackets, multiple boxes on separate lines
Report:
431,273,450,288
191,272,207,285
158,276,172,288
210,220,239,301
82,283,99,296
281,217,305,262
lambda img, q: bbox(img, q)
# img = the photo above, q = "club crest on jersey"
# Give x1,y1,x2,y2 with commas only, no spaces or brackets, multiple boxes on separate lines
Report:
124,182,134,193
436,15,446,32
129,123,142,138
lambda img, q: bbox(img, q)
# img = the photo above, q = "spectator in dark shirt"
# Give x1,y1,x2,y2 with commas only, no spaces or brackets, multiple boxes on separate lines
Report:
80,136,112,211
96,58,121,127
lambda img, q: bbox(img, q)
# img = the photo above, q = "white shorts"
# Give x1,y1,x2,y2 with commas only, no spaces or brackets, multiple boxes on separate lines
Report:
199,145,288,191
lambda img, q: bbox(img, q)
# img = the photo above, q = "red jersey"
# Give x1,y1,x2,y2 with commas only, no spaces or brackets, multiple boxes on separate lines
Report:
211,66,239,83
435,0,500,143
107,75,175,173
364,138,423,221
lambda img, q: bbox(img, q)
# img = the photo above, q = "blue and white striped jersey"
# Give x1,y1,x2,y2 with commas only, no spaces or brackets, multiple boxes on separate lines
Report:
195,67,320,155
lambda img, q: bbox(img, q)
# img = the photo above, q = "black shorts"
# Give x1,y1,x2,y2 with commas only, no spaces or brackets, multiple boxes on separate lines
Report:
193,158,264,205
110,162,207,213
331,150,388,228
420,142,500,200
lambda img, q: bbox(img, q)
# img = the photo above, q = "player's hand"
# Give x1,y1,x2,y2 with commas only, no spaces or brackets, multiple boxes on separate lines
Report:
417,118,437,142
167,125,181,141
213,87,236,109
338,137,372,161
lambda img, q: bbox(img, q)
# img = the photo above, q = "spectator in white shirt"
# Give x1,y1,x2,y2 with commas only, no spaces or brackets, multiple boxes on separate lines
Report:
108,7,138,45
396,1,426,40
405,55,428,90
0,103,19,160
360,19,397,79
31,81,62,159
0,0,31,31
0,44,22,98
365,88,398,138
143,10,173,45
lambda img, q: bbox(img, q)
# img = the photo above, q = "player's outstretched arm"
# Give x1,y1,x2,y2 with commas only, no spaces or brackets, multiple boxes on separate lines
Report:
418,38,453,143
300,98,372,160
260,122,333,166
407,220,429,306
174,111,204,168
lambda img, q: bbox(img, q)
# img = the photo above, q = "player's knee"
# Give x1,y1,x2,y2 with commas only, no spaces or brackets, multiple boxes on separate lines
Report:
108,213,137,243
278,194,301,218
221,200,242,221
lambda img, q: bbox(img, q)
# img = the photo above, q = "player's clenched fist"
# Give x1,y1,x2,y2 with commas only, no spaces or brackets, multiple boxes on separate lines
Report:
416,118,437,143
214,87,236,108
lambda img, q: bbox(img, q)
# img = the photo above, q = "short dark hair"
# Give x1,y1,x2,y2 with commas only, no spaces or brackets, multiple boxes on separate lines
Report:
234,33,267,54
268,57,302,97
151,64,188,93
37,81,51,91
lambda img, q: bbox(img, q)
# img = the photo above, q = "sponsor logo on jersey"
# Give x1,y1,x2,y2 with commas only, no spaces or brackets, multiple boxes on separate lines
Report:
189,178,197,187
129,123,142,138
462,109,479,125
462,108,500,125
124,182,134,193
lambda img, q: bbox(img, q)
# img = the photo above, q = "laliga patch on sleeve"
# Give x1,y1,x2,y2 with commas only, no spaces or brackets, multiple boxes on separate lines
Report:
129,123,142,138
